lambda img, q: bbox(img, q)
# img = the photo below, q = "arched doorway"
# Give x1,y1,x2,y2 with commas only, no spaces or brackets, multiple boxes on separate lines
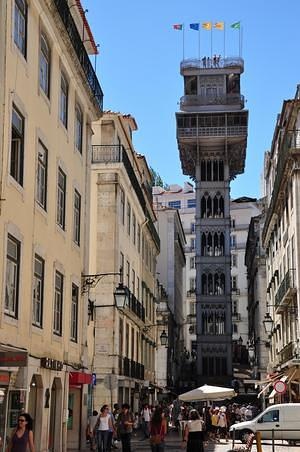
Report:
49,377,62,451
28,375,43,451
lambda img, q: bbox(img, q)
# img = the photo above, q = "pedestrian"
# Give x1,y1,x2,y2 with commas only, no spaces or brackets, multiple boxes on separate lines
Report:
149,406,167,452
182,409,204,452
117,403,134,452
95,405,114,452
207,57,211,68
217,407,228,441
202,56,207,68
141,403,151,439
210,407,220,441
213,54,217,67
88,410,98,450
7,413,35,452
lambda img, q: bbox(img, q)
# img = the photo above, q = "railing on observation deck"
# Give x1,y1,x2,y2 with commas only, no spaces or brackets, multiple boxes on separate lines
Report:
177,126,247,138
180,94,244,109
53,0,103,112
263,130,300,242
180,57,244,71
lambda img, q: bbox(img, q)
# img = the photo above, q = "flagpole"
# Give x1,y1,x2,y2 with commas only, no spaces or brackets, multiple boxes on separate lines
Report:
198,26,201,60
183,23,185,60
211,23,213,61
240,25,243,57
223,22,226,59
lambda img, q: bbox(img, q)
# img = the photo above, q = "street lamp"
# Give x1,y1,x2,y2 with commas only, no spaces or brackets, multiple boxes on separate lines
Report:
248,342,255,362
160,330,168,346
263,312,274,336
113,283,128,309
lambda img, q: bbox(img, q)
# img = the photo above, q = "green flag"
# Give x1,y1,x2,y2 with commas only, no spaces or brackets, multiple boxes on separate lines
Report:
231,21,241,29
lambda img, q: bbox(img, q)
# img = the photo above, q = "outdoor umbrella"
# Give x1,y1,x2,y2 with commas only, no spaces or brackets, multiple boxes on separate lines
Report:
178,384,236,402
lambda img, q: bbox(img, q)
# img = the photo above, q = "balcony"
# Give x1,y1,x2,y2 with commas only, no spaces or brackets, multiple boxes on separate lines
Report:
186,290,196,298
180,94,244,110
275,269,296,312
119,357,145,380
177,125,247,139
180,57,244,72
279,342,294,365
92,145,160,250
53,0,103,112
232,312,241,321
127,291,145,322
263,130,300,242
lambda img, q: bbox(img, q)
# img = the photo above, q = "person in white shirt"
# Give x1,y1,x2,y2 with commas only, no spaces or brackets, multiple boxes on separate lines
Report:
88,410,98,451
94,405,114,452
141,404,151,439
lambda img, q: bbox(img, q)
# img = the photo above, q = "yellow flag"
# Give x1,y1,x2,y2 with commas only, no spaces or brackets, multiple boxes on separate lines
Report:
214,21,224,30
202,22,212,30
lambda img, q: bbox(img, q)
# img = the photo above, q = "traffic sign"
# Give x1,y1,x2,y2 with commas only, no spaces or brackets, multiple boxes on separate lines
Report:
274,380,287,394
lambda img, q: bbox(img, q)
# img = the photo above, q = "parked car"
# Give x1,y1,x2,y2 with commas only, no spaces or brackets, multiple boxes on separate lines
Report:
229,403,300,443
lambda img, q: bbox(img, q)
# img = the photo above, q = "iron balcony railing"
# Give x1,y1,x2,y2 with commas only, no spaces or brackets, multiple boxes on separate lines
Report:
177,125,247,138
119,357,145,380
180,57,244,72
232,312,241,321
263,130,300,242
180,94,244,109
53,0,103,112
92,145,160,249
127,291,145,322
279,341,294,364
275,269,296,308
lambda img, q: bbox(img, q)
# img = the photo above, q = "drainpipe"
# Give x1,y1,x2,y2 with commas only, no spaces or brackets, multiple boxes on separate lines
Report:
0,0,8,216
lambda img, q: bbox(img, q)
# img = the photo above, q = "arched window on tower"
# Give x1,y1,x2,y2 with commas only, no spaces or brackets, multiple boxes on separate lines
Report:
213,193,224,218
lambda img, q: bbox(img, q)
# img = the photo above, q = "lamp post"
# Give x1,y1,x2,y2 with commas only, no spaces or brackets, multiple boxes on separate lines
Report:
263,312,274,336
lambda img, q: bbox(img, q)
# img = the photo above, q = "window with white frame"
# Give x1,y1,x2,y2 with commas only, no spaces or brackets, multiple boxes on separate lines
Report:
168,200,181,209
53,271,63,335
231,276,238,291
231,253,237,267
190,256,195,269
60,72,68,128
14,0,27,57
57,168,66,230
73,189,81,245
5,235,21,318
187,199,196,208
190,277,196,291
75,104,83,153
40,33,50,97
36,140,48,209
71,284,78,342
11,105,25,186
32,254,44,327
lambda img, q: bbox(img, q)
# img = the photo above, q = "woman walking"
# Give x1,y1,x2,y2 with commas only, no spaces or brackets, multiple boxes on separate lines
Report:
182,409,204,452
8,413,35,452
95,405,114,452
149,406,167,452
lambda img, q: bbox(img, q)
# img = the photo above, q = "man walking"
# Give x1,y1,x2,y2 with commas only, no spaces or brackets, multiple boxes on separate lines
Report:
141,403,151,439
117,403,134,452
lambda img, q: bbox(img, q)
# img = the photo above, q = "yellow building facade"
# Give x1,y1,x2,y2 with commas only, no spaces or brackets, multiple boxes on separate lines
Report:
89,112,160,411
0,0,102,450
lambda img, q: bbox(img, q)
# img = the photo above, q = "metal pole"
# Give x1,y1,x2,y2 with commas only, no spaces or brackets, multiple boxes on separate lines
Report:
272,429,275,452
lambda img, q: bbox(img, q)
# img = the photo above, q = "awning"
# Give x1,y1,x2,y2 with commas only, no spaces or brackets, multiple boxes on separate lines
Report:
69,372,92,385
268,375,288,400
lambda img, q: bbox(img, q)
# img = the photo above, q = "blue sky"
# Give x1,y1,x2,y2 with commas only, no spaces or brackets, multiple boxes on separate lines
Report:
83,0,300,198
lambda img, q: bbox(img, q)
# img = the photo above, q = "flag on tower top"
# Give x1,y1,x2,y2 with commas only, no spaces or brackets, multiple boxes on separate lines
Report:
173,24,183,30
230,21,241,29
214,22,224,30
190,23,200,31
202,22,212,30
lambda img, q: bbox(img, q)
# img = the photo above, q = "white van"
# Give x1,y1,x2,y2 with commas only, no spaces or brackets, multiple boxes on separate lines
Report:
229,403,300,443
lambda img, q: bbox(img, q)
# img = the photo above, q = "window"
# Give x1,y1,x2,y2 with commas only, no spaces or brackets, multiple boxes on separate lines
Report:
40,33,50,97
137,224,141,252
190,238,195,250
120,252,124,283
132,213,136,244
233,323,238,333
190,277,196,291
120,187,125,224
33,255,44,327
75,104,83,153
231,218,236,229
231,254,237,267
57,168,66,230
131,269,135,294
73,190,81,245
190,256,195,269
60,72,68,128
36,141,48,209
71,284,78,342
53,271,63,335
231,276,238,291
233,300,238,314
5,235,21,317
168,200,181,209
127,202,131,235
191,222,196,233
260,410,279,423
187,199,196,209
190,302,196,315
11,105,24,186
230,235,236,248
14,0,27,57
126,261,130,288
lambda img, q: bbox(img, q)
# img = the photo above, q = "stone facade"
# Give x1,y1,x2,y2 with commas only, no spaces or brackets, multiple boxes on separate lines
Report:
90,112,160,411
0,1,102,450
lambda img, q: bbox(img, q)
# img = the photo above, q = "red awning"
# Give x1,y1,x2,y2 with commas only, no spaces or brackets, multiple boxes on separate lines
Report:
69,372,92,385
